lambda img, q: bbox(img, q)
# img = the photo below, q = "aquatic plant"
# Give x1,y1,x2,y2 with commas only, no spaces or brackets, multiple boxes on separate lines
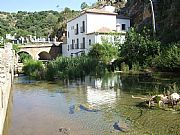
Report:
45,56,106,80
23,59,44,80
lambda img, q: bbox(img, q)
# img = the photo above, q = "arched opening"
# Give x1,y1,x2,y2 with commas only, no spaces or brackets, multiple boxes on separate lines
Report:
18,51,32,63
38,51,51,60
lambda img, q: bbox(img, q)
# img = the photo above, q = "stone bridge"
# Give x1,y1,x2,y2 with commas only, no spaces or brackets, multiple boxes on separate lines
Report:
18,42,62,60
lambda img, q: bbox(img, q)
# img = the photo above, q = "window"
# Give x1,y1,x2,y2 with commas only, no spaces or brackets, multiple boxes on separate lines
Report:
68,32,69,38
122,24,126,30
75,24,79,34
89,39,91,45
83,37,85,49
72,40,74,49
76,38,79,49
81,21,85,33
68,45,69,51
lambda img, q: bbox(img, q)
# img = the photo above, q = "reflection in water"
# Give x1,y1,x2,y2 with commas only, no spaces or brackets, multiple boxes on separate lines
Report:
87,86,117,106
3,73,180,135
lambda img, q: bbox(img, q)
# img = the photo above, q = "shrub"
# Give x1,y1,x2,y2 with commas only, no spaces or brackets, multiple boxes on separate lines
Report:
23,59,45,79
119,27,160,68
88,40,118,64
153,42,180,71
45,56,106,80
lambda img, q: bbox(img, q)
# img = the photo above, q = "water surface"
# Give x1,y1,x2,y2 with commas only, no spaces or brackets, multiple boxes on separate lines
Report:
3,73,180,135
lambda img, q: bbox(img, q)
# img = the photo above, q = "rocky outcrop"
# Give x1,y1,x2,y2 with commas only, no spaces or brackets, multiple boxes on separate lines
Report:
123,0,180,43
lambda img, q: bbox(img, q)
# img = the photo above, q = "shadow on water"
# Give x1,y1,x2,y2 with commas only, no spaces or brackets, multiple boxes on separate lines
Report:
69,104,100,114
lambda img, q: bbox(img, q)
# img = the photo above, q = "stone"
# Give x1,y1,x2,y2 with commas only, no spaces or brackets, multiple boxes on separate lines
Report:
59,127,70,135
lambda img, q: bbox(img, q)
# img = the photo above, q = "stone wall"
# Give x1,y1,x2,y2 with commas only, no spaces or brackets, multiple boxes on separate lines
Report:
0,43,14,135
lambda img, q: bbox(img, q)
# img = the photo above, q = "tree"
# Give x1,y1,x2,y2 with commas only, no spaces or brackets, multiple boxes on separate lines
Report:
120,27,160,67
45,14,58,27
88,40,118,64
81,2,89,10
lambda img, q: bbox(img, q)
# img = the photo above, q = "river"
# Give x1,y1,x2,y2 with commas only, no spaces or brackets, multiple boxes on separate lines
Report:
3,73,180,135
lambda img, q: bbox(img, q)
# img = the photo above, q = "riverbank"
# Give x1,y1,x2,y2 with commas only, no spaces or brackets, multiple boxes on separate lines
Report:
0,44,15,135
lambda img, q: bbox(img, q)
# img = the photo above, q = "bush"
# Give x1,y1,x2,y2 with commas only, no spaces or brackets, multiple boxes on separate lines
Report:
19,52,32,63
88,40,118,64
23,59,45,79
45,56,106,80
120,27,160,68
153,42,180,71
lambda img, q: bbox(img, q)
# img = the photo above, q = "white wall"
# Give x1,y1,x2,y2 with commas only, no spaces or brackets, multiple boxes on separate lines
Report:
116,18,130,32
67,13,87,57
64,11,130,57
86,13,116,34
90,33,126,45
62,43,68,57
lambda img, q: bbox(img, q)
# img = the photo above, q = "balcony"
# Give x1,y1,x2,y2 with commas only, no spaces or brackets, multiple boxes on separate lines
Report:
75,44,79,49
80,43,85,49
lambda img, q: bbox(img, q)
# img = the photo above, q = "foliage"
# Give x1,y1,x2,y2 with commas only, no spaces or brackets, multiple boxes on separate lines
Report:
46,56,106,80
23,59,44,79
153,42,180,71
0,9,79,40
12,44,20,54
19,52,32,63
88,40,118,64
81,2,89,10
119,27,160,68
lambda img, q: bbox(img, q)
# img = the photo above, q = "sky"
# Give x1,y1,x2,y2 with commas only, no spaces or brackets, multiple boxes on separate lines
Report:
0,0,97,13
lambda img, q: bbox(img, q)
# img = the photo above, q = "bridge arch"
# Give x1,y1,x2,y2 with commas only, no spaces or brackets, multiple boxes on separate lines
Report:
38,51,51,60
17,51,33,62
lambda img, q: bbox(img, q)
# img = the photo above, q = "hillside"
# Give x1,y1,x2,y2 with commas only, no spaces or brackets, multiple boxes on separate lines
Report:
0,0,179,44
0,8,79,41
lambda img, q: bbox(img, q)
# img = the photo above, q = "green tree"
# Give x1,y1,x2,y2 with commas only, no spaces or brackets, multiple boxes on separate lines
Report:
18,52,32,63
153,42,180,71
120,27,160,68
81,2,89,10
88,40,118,64
23,59,44,79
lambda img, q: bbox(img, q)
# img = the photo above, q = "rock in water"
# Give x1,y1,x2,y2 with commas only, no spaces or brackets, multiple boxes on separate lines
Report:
59,127,70,135
171,93,180,101
69,105,75,114
113,121,129,132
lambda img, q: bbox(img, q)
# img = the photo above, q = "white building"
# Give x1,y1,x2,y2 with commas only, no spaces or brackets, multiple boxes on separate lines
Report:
62,6,130,57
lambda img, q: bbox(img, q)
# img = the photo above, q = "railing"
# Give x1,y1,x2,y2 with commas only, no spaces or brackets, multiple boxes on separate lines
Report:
74,44,79,49
80,43,85,49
